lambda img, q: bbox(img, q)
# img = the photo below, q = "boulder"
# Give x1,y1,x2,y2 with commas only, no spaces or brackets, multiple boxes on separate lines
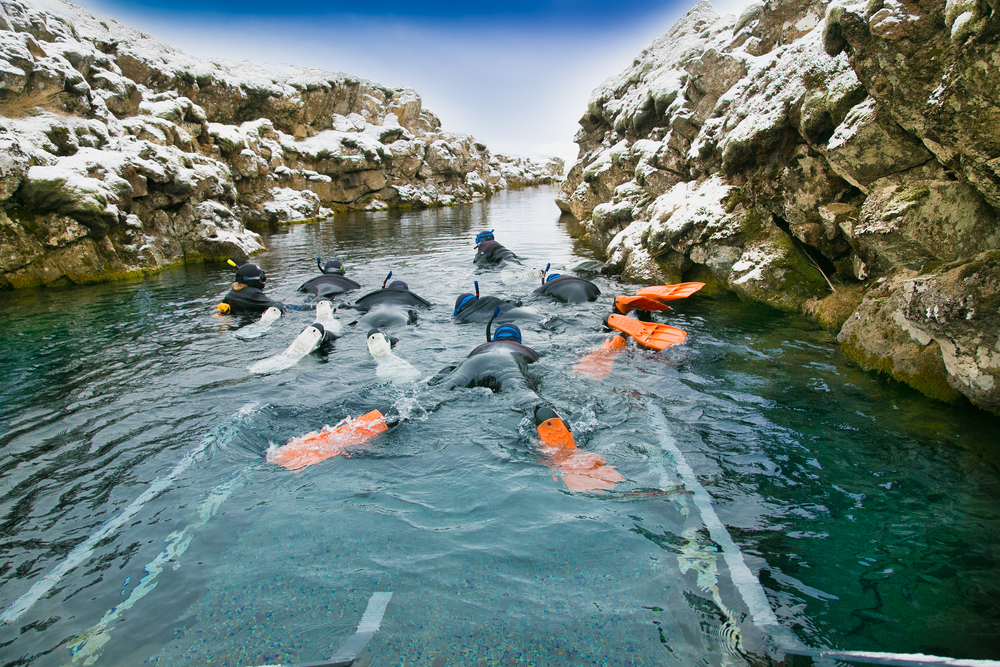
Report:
825,0,1000,209
839,252,1000,412
727,219,829,311
847,178,1000,274
17,163,121,233
0,134,29,201
0,58,27,94
820,97,934,193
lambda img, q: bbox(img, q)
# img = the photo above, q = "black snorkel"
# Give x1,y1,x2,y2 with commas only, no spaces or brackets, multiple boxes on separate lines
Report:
382,271,392,289
474,280,480,298
316,257,324,273
486,306,500,342
541,263,550,286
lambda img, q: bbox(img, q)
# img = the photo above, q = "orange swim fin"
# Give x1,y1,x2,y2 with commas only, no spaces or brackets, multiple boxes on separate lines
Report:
613,295,674,315
217,303,231,314
269,410,387,471
536,405,577,448
606,314,687,351
634,282,705,303
534,406,625,492
573,334,627,380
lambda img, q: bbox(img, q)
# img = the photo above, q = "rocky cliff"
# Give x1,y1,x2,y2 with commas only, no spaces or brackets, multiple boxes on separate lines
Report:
0,0,563,289
557,0,1000,414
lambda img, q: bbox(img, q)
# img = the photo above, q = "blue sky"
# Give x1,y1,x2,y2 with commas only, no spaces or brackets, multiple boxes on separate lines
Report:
86,0,752,165
96,0,684,21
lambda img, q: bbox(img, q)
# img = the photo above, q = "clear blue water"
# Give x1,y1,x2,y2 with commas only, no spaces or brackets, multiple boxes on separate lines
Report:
1,185,998,666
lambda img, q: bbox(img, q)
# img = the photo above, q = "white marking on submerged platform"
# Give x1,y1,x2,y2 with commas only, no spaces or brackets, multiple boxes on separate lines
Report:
356,592,393,633
647,404,803,650
68,468,251,665
0,403,259,626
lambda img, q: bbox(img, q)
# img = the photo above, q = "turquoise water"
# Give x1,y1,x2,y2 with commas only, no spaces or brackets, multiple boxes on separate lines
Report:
1,185,998,666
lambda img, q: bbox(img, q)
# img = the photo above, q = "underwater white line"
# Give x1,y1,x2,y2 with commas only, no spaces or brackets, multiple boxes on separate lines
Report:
327,592,394,665
68,467,252,665
785,649,1000,667
356,591,393,633
0,402,258,626
647,403,802,649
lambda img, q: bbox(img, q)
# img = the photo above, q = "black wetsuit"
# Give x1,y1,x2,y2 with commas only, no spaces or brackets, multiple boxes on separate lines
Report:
475,240,519,266
533,275,600,303
454,296,538,324
354,281,432,311
430,340,540,394
353,280,431,328
221,285,284,314
298,273,361,298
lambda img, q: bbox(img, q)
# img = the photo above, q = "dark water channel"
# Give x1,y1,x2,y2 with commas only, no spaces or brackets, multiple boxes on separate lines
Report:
1,185,998,666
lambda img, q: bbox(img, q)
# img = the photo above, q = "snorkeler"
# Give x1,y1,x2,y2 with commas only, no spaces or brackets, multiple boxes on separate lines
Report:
350,272,432,328
217,262,284,315
474,229,520,266
298,258,362,298
429,312,540,395
270,312,623,489
574,282,706,379
452,281,541,324
532,270,601,303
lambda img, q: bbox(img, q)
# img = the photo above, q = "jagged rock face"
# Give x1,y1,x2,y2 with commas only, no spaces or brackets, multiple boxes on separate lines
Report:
839,252,1000,412
559,0,1000,412
826,0,1000,209
0,0,564,288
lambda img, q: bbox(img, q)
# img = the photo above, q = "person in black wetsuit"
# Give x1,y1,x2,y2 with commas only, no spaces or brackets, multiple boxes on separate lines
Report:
351,275,432,328
429,317,540,396
452,281,541,324
533,272,600,303
218,263,284,315
474,229,520,266
298,259,361,298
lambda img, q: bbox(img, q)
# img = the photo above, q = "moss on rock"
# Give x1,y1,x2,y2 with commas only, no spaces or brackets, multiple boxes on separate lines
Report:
802,284,865,332
841,332,961,403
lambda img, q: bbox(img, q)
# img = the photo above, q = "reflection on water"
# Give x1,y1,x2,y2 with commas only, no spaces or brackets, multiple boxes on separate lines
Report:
1,185,998,666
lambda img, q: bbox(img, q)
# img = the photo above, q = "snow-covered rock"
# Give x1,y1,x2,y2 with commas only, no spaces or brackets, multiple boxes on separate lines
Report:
489,154,565,188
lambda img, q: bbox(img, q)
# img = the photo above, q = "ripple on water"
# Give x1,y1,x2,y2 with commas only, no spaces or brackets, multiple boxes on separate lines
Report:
1,186,999,665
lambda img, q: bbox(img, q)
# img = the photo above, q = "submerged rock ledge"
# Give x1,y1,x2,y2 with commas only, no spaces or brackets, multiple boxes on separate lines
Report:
0,0,563,289
559,0,1000,413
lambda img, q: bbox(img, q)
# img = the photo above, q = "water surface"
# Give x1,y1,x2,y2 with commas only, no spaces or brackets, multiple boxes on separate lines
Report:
1,185,998,666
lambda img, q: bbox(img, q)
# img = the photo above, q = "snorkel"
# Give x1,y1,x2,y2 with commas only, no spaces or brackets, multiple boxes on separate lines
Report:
382,271,392,289
485,307,522,343
486,306,500,341
316,257,324,273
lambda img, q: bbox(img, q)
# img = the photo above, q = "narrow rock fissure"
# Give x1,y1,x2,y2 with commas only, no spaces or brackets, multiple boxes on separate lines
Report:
771,213,838,281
